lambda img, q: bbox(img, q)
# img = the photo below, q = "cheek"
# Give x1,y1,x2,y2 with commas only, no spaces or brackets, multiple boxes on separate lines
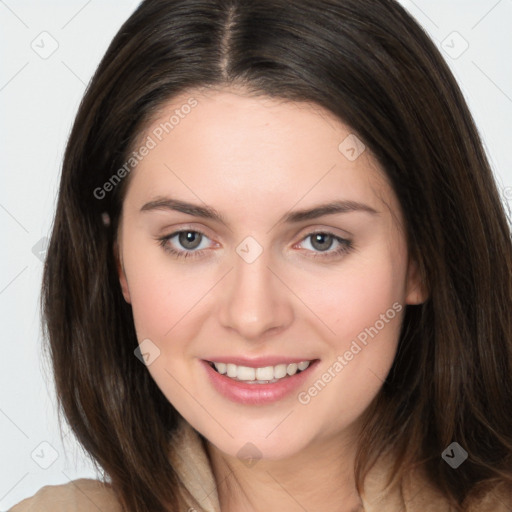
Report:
121,231,208,342
296,248,407,347
126,264,212,343
293,298,404,438
291,241,406,412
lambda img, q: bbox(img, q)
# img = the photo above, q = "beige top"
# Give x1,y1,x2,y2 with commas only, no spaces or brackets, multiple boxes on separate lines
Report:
9,418,511,511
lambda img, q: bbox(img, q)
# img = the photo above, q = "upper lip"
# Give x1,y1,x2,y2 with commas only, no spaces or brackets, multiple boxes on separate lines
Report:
204,356,317,367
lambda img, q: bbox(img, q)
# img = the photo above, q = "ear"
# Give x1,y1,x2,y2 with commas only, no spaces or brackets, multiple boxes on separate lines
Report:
114,239,131,304
405,256,428,305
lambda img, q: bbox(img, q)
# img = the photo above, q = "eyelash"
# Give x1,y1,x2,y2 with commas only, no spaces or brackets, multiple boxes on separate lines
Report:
157,230,353,261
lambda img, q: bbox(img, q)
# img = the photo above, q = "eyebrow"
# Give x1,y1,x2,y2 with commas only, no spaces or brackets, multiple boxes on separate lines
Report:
140,196,378,226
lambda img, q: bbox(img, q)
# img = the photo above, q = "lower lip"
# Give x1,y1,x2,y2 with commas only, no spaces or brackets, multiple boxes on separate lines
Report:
201,359,319,405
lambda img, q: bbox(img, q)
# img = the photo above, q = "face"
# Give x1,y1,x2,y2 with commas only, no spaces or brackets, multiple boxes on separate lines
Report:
116,87,425,461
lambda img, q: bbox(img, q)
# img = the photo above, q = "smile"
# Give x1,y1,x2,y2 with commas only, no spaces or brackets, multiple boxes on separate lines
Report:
201,359,319,405
208,360,312,384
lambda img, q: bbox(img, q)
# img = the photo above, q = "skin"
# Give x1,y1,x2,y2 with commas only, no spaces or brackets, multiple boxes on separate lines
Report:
116,86,427,512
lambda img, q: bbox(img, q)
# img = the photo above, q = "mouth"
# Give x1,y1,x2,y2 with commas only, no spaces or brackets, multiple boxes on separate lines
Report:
200,358,320,406
201,358,320,405
205,359,317,384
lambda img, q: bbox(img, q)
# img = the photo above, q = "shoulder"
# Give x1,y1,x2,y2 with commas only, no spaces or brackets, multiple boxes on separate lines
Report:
462,481,512,512
363,455,512,512
8,478,122,512
403,471,512,511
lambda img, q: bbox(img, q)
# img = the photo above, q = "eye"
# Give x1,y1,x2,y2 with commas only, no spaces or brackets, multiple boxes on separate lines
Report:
296,232,353,259
158,230,212,259
157,229,353,261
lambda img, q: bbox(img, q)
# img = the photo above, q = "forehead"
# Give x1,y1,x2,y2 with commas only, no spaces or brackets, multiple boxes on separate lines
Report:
123,87,397,222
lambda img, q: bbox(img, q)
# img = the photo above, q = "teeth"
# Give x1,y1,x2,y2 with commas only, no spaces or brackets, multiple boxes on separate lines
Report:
256,366,274,380
237,366,256,381
226,363,237,378
287,363,298,375
274,364,287,379
212,360,311,382
215,362,227,374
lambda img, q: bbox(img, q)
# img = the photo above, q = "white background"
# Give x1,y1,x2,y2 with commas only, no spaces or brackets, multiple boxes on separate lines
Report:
1,0,511,509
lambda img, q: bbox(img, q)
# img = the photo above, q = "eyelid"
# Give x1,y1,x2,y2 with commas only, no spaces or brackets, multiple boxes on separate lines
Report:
293,230,351,253
158,224,350,247
158,226,353,264
157,220,352,240
156,223,220,244
294,224,354,239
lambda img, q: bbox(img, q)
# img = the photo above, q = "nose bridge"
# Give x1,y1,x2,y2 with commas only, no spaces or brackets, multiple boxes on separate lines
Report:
218,242,293,339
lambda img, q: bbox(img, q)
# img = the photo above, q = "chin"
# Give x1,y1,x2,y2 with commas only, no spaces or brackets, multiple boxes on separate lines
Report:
198,419,316,462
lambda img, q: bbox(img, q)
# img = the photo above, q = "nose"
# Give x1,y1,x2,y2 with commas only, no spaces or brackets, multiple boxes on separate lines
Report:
218,249,294,341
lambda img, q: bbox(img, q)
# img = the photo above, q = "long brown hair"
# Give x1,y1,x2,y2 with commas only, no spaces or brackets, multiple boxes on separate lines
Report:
42,0,512,510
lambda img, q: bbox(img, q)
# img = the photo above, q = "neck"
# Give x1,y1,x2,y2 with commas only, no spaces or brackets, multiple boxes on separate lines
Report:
204,431,364,512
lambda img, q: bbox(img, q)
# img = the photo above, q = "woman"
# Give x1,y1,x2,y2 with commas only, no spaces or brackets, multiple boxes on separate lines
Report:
10,0,512,510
